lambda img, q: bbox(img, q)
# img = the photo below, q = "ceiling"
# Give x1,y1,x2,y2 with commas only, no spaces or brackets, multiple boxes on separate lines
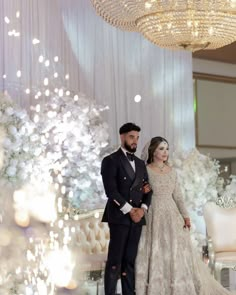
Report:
192,41,236,64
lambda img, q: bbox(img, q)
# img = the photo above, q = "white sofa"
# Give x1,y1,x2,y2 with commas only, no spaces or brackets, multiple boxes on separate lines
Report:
75,209,109,272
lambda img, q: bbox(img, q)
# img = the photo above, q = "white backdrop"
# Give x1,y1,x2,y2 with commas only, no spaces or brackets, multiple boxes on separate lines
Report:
0,0,195,152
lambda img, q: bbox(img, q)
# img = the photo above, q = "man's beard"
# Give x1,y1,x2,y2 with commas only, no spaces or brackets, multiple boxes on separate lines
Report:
124,141,137,153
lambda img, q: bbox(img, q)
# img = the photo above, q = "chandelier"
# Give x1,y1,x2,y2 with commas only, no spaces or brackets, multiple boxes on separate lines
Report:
91,0,236,51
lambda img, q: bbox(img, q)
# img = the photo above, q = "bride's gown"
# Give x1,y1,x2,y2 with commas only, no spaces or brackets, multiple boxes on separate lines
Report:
135,167,234,295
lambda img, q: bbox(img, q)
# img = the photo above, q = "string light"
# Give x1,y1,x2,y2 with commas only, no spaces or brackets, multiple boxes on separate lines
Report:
35,104,41,112
54,183,59,190
134,94,142,103
68,191,73,198
45,89,50,96
94,212,100,219
61,186,66,195
58,89,63,97
43,78,49,86
44,60,50,67
16,70,21,77
4,16,10,24
33,115,39,123
32,38,40,45
38,55,44,63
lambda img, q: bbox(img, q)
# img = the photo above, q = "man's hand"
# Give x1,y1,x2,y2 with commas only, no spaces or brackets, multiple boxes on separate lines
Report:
130,208,145,223
142,183,151,194
130,208,140,223
183,217,191,230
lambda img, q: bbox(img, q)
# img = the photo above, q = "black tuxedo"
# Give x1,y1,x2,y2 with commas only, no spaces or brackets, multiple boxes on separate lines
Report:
101,148,152,295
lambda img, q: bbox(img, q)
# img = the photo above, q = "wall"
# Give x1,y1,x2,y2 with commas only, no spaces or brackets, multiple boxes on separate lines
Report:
193,58,236,174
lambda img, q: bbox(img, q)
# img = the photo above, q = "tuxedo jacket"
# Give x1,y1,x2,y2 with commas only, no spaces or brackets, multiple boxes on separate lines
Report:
101,148,152,225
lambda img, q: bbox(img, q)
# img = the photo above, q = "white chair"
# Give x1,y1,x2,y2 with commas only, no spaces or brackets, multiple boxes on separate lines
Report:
203,194,236,283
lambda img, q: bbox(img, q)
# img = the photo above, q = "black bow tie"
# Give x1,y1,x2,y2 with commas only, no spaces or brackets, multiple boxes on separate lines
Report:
127,152,134,162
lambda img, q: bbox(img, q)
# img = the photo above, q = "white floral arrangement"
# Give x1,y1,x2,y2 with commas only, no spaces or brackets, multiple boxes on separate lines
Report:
0,93,42,187
224,175,236,195
171,148,220,248
0,126,5,170
217,175,236,208
33,93,109,209
172,148,220,213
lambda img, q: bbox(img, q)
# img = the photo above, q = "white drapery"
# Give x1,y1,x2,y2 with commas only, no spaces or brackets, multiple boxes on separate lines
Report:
0,0,195,152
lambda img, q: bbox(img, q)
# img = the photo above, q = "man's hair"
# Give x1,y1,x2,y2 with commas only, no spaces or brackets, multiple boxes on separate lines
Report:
119,122,141,135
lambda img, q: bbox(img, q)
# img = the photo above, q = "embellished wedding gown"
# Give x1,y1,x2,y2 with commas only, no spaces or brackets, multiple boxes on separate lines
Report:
135,167,234,295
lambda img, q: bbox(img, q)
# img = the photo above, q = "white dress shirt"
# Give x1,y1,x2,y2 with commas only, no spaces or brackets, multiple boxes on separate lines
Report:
121,146,136,171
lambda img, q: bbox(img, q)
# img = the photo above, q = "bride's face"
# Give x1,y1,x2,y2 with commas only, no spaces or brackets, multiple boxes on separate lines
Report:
153,141,169,162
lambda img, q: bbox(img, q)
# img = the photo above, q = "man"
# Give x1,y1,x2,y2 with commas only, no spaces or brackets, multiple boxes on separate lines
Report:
101,122,152,295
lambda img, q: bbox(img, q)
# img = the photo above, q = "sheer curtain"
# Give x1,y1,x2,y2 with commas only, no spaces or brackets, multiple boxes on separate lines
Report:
0,0,195,152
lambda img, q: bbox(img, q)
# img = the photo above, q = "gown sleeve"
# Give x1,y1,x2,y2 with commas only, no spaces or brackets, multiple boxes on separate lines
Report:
172,170,189,219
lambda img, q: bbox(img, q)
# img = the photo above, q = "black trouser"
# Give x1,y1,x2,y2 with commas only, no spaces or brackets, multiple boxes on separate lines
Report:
104,223,142,295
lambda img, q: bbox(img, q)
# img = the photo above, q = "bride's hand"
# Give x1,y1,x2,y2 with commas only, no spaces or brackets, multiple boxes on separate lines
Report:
183,217,191,230
142,183,151,194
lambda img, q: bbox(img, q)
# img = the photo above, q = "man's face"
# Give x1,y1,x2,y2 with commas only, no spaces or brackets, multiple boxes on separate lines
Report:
121,131,139,153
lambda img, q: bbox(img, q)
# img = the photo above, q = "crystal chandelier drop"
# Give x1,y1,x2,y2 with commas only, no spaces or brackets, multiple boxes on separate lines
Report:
91,0,236,51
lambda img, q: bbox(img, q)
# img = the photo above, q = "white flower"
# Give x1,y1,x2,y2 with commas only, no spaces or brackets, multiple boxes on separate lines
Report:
33,148,42,156
15,110,26,119
22,145,29,152
30,134,39,142
6,166,17,177
18,162,26,169
3,137,12,148
11,142,21,151
10,159,18,166
8,125,17,135
4,107,14,116
12,133,20,141
25,163,33,173
18,126,26,136
17,170,28,181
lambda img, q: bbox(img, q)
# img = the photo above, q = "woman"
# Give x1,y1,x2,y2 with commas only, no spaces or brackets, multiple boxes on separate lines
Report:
135,136,233,295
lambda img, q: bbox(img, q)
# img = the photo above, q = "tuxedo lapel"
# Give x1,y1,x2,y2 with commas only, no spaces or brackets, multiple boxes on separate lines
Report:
118,149,135,181
131,158,143,189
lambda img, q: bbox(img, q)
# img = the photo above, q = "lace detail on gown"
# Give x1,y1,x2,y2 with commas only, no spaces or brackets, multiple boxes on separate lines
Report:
135,167,234,295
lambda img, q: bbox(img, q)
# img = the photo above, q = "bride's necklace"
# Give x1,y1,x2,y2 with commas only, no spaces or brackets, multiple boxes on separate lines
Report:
153,162,165,172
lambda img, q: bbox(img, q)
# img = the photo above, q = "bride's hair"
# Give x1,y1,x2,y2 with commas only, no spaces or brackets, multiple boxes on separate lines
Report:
147,136,169,164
